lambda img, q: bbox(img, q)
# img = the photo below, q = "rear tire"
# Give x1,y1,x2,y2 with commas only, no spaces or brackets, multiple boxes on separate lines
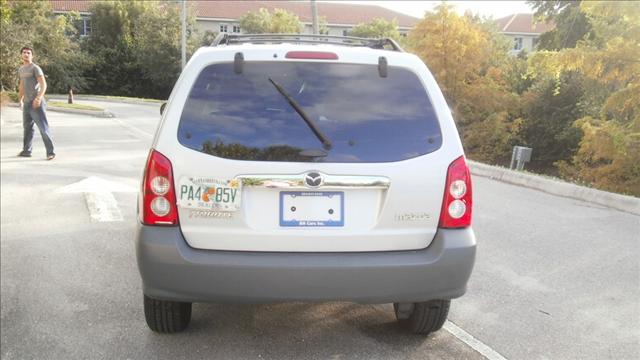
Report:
394,299,450,335
143,294,192,333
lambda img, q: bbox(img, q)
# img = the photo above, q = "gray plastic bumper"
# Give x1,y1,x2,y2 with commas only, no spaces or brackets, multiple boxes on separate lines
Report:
136,224,476,304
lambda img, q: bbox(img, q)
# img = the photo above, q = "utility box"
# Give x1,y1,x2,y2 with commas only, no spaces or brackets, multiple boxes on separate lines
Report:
510,146,532,170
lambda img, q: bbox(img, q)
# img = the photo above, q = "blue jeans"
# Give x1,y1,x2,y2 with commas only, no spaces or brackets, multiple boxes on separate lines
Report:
23,99,55,156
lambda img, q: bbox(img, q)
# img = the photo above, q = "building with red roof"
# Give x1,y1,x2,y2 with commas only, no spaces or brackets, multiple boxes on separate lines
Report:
48,1,554,55
49,0,419,37
496,13,555,54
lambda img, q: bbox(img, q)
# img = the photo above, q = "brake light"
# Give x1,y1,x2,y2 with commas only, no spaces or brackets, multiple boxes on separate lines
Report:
439,156,473,228
285,51,338,60
141,150,179,226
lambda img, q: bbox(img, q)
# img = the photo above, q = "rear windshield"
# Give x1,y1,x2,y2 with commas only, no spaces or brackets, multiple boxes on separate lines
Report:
178,61,442,162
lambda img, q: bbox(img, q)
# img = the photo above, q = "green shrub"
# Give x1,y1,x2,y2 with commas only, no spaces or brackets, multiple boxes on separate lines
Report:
0,91,19,106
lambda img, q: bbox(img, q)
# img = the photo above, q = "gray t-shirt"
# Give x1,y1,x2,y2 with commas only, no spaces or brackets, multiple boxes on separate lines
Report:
18,63,44,102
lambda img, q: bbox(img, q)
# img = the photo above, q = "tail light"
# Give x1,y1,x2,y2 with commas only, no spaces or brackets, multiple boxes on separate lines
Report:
141,150,179,226
439,156,473,228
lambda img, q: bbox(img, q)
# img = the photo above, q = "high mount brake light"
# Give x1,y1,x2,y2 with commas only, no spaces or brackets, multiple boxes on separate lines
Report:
285,51,339,60
141,150,179,226
439,156,473,228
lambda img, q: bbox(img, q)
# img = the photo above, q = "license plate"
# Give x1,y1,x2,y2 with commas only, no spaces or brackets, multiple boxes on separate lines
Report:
280,191,344,227
177,177,241,211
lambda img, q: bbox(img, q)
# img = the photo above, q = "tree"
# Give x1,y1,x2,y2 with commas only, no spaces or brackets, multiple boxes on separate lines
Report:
528,1,594,50
0,0,19,90
349,18,401,40
83,1,143,96
0,0,87,92
529,0,576,21
318,16,329,35
134,2,192,98
408,4,509,105
407,4,521,163
84,1,199,98
200,30,218,47
519,72,584,172
530,1,640,195
239,8,302,34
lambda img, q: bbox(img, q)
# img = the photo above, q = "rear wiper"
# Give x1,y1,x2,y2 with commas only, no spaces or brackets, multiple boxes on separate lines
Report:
268,78,332,150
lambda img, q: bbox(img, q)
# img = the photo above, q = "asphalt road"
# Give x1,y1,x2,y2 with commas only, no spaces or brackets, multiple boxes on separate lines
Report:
1,101,638,360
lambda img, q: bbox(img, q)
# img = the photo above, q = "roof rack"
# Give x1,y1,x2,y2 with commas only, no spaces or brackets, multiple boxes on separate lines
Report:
211,33,404,52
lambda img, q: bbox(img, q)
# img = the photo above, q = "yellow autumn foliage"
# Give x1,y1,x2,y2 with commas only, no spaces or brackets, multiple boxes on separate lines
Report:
406,3,520,163
407,4,496,102
529,1,640,195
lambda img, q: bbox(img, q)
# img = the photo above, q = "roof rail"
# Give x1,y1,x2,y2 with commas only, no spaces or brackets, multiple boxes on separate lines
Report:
211,33,404,52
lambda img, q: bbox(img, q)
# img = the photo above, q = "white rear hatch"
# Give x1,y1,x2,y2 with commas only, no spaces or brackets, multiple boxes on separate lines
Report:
155,44,464,252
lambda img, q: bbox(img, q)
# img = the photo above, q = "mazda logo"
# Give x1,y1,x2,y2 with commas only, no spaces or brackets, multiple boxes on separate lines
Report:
305,172,323,188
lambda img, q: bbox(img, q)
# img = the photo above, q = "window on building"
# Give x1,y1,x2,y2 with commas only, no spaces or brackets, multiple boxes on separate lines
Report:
220,25,228,33
532,37,539,50
233,25,241,33
513,37,523,51
343,30,348,36
74,18,91,36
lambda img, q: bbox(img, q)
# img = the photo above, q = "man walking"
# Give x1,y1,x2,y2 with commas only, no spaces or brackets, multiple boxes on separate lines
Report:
18,46,55,160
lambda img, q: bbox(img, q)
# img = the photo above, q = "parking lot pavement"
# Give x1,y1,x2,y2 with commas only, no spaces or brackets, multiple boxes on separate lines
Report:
453,175,640,359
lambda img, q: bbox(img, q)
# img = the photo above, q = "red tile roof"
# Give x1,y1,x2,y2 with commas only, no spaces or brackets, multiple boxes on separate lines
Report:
49,0,90,13
496,13,554,34
49,1,419,27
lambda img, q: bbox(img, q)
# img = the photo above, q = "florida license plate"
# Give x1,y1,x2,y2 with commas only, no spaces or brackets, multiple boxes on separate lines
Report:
177,177,241,211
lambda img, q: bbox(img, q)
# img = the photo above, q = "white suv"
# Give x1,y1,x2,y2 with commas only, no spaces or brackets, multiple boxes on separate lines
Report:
136,34,476,334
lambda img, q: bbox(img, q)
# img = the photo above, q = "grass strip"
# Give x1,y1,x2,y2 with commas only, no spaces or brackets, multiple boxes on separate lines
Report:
48,101,104,111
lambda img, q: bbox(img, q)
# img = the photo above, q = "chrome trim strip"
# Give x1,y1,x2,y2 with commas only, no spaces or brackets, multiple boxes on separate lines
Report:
237,173,390,189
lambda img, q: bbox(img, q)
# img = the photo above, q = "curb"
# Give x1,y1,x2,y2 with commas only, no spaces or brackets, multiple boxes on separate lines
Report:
47,106,115,118
4,102,114,118
48,94,163,106
469,160,640,216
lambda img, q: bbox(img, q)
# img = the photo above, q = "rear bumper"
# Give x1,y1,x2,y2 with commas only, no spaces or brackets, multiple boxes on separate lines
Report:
135,224,476,304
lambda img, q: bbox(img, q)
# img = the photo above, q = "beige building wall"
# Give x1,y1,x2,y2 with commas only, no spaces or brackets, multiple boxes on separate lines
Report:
504,33,540,55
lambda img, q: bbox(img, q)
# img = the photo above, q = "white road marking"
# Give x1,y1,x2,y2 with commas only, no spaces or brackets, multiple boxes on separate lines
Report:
57,176,137,194
57,176,137,222
84,191,123,222
112,117,154,139
444,321,509,360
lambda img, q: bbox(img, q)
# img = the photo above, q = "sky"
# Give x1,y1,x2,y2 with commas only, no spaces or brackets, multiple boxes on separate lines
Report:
335,1,534,19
